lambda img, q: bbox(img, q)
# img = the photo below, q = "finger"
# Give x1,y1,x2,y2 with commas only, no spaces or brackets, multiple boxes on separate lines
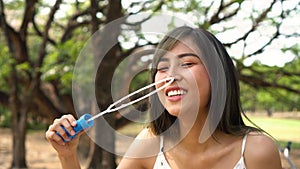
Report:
66,114,78,132
61,119,76,136
46,129,66,146
45,125,54,140
48,114,78,142
62,114,77,127
52,117,72,141
56,114,77,138
52,123,71,141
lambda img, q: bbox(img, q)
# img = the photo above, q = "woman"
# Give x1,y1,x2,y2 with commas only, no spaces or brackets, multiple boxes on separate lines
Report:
46,26,282,169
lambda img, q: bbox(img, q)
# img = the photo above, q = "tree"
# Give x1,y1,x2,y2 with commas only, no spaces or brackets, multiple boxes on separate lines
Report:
0,0,299,168
240,56,300,113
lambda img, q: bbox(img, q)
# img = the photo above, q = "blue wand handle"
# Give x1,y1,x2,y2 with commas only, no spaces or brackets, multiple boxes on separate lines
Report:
57,113,94,142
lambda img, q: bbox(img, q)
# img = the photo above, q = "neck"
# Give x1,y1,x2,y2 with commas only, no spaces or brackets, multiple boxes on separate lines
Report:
176,109,218,153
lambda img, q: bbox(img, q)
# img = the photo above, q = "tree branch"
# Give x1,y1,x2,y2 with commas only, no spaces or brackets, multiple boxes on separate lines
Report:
239,74,300,94
247,27,280,57
19,0,37,39
61,5,106,42
31,16,56,45
209,0,224,24
61,20,90,42
23,0,63,118
0,1,28,63
223,0,277,47
35,0,62,68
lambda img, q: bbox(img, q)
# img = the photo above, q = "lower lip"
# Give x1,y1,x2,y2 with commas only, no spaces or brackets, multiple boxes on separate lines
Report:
167,95,185,102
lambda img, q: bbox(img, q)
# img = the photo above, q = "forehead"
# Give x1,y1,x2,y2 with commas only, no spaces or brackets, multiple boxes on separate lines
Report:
173,37,200,51
170,41,195,52
160,40,200,59
158,52,200,63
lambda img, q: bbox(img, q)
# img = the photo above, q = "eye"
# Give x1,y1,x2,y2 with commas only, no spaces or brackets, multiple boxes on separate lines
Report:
157,66,169,72
157,61,169,72
181,62,195,67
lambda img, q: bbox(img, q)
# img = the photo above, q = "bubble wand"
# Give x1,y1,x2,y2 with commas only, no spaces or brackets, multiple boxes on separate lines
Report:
58,77,175,142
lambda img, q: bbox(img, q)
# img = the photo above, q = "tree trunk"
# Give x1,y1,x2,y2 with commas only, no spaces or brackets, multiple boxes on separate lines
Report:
83,0,122,168
8,51,27,168
85,40,119,169
85,122,116,169
1,2,27,167
9,85,28,169
11,110,27,168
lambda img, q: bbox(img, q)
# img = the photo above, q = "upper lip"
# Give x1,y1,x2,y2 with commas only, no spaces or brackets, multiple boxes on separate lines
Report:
165,86,187,96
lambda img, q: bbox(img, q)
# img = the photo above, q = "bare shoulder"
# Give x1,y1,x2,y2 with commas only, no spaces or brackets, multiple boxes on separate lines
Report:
126,128,160,157
117,128,159,169
245,131,282,169
135,128,157,139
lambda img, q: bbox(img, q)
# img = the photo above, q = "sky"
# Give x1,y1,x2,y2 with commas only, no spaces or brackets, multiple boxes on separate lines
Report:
41,0,300,67
122,0,299,67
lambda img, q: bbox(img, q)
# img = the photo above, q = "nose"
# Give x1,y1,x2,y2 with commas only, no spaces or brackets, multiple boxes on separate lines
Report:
167,65,182,82
165,76,175,83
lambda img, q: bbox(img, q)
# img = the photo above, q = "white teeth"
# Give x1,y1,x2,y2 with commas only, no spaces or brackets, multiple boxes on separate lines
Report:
167,90,186,97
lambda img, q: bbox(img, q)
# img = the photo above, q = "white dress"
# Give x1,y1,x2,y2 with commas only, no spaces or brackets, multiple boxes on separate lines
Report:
153,134,248,169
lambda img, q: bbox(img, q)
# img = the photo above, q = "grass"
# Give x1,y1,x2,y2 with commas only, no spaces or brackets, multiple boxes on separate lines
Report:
117,115,300,149
246,116,300,149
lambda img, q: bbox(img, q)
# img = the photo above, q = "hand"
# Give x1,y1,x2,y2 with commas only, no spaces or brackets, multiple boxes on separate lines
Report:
45,114,83,157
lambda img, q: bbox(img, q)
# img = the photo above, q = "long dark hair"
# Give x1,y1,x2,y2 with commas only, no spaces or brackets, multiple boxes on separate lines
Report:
149,26,260,138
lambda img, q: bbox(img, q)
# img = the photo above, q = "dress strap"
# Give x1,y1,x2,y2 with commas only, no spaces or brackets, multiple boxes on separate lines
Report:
159,136,164,153
241,134,248,155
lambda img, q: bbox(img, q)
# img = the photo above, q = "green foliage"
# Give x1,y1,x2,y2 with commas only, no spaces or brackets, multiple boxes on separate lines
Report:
26,118,48,130
16,62,30,71
240,57,300,112
129,71,151,93
0,41,12,92
282,44,300,57
3,0,24,10
0,106,11,128
233,0,244,3
41,39,85,93
0,1,298,168
0,0,298,125
0,105,48,129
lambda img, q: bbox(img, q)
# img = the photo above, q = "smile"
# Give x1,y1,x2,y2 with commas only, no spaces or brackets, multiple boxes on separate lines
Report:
165,87,187,97
167,90,186,97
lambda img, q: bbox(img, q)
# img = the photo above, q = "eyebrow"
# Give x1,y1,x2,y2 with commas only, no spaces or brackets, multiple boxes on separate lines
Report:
177,53,199,58
158,53,199,62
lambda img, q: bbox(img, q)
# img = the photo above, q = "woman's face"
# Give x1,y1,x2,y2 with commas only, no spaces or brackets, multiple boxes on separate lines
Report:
155,40,211,117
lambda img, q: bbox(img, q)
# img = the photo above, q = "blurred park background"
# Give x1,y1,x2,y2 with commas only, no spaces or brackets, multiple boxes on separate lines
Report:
0,0,299,169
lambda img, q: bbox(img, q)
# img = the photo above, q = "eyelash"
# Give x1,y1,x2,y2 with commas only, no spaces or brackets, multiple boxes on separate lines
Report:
157,62,195,72
181,62,194,67
157,67,168,72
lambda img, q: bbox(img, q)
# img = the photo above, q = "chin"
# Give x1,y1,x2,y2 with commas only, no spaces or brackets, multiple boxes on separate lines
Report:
166,109,181,117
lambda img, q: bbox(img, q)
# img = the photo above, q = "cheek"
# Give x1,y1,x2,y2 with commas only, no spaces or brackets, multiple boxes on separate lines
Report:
192,68,210,106
154,72,170,100
198,76,211,106
154,73,164,88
